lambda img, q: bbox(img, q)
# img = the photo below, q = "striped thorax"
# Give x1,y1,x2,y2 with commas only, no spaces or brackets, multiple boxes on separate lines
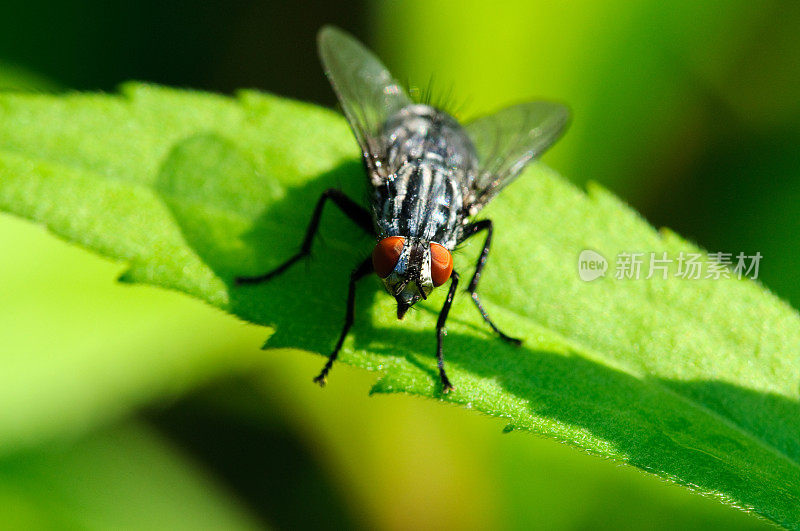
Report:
369,104,476,315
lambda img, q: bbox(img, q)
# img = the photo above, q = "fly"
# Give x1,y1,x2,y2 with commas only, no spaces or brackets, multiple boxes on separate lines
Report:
237,26,570,393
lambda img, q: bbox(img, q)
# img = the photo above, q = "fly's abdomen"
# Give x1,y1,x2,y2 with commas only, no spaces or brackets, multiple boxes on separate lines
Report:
372,104,477,248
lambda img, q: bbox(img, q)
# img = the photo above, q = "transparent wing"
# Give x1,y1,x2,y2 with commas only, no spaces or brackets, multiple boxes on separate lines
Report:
465,101,570,210
317,26,412,177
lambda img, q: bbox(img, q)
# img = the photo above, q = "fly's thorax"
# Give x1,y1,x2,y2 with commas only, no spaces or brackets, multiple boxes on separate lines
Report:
379,104,478,177
369,104,478,250
372,162,464,249
371,236,454,319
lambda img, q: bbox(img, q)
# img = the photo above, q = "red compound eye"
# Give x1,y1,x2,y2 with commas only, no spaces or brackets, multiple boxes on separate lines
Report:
372,236,405,278
430,243,453,287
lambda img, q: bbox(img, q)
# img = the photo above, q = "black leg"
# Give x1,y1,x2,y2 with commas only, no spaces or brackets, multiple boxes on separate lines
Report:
313,256,373,387
236,188,374,285
436,270,460,393
459,219,522,345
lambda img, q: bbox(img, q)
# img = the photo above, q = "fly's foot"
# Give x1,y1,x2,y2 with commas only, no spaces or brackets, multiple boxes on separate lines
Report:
498,332,523,346
439,370,454,394
313,359,334,388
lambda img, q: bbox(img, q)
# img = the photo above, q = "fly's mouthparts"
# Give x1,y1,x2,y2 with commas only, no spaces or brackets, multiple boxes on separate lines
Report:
397,302,410,320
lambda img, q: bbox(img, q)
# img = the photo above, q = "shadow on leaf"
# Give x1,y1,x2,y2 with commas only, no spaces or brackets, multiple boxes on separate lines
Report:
154,132,800,528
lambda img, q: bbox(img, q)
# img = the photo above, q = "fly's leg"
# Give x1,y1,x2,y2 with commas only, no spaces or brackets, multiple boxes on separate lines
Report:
459,219,522,345
314,257,373,387
235,188,374,285
436,271,460,393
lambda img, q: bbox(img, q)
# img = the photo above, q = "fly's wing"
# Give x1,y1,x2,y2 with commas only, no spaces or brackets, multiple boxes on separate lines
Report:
318,26,412,180
464,101,570,212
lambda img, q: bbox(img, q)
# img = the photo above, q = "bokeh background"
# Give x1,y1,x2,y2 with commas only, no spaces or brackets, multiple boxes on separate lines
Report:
0,0,797,528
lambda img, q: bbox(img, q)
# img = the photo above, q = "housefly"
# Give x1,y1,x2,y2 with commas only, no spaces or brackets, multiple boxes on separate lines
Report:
237,26,569,392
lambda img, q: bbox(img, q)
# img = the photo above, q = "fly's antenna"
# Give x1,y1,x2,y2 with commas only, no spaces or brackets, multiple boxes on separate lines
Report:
415,280,428,300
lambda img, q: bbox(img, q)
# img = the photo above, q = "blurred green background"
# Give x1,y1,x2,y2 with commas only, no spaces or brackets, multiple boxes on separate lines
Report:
0,0,796,528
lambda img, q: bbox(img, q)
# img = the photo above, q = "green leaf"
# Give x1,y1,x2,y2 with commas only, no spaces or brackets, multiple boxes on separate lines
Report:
0,421,260,529
0,83,797,527
0,210,272,455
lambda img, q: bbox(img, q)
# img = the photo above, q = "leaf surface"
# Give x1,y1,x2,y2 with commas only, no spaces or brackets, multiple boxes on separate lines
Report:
0,84,797,527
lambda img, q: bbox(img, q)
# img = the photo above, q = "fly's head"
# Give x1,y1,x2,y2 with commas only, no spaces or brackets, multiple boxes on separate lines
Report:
372,236,453,319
